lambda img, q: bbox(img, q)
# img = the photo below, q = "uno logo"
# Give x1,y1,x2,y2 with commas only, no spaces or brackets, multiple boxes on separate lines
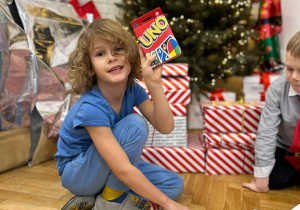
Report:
138,16,168,49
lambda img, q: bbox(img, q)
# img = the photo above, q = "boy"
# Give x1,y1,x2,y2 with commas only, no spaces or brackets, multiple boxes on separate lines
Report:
243,31,300,192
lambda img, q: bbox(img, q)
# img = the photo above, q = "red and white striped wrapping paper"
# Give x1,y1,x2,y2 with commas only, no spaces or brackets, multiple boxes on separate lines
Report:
162,63,188,77
145,116,187,147
134,104,187,116
203,132,256,150
205,148,255,175
201,102,265,133
141,134,205,173
137,76,189,90
149,201,161,210
145,89,191,104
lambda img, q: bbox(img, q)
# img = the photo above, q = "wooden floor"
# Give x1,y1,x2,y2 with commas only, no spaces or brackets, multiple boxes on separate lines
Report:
0,159,299,210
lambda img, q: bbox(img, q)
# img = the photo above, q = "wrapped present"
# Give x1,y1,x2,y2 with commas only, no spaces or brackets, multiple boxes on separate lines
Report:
203,132,256,150
205,148,255,175
137,76,189,90
161,63,188,77
141,134,205,173
201,101,264,133
244,92,266,102
134,103,187,116
200,89,236,102
145,89,191,104
145,116,187,147
187,91,236,130
137,63,189,90
242,72,280,93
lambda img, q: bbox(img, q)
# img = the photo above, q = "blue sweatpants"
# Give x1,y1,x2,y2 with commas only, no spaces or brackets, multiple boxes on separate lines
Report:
60,114,184,200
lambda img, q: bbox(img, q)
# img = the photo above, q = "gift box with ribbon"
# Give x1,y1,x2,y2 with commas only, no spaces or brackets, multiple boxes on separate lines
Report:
135,63,190,147
145,116,187,147
137,76,189,90
145,89,191,104
205,148,255,175
187,89,236,130
201,101,264,133
134,106,187,147
203,132,256,150
200,89,236,102
134,103,187,117
242,72,280,93
141,134,205,173
137,63,189,90
244,92,266,102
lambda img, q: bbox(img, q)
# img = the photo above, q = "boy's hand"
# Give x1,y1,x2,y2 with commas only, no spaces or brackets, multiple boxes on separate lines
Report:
242,177,269,193
139,46,163,85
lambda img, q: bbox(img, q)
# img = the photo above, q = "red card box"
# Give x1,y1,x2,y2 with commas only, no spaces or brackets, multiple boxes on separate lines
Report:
131,7,182,68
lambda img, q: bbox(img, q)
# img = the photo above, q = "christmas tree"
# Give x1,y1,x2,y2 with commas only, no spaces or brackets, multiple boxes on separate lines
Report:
117,0,262,96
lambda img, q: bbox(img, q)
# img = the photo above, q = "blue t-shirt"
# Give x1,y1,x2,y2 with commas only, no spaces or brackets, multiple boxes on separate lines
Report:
54,83,148,175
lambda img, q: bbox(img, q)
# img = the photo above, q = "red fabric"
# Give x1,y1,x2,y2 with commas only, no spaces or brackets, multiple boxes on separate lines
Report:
69,0,101,21
68,0,84,18
285,119,300,170
81,1,101,21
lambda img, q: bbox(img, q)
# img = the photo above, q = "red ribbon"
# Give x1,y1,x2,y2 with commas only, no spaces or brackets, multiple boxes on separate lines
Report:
260,92,266,101
253,72,277,92
210,88,225,101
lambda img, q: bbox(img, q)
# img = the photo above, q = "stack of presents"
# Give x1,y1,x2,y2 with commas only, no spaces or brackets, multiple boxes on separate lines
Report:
135,63,206,173
136,67,281,176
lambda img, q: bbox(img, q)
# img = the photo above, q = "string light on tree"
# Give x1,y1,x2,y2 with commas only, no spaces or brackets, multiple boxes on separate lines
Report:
117,0,261,95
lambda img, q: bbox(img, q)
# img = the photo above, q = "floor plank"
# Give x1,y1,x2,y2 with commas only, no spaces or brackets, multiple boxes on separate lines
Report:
0,159,299,209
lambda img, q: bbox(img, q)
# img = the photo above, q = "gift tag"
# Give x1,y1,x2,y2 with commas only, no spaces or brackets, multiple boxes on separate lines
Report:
131,7,182,68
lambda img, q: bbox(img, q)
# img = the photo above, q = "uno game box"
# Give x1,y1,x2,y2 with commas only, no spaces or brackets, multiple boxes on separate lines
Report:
131,7,182,68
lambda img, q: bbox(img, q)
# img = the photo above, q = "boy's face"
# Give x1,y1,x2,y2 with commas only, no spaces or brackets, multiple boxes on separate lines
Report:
286,51,300,93
89,39,131,88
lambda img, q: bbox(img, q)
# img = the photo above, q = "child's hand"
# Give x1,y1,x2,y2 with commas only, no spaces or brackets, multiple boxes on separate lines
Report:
242,177,269,193
139,46,163,85
162,199,189,210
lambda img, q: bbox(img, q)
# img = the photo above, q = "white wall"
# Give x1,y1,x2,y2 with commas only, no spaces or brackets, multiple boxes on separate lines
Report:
278,0,300,64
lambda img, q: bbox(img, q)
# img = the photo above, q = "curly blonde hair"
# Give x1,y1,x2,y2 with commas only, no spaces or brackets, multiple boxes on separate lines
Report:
68,19,142,94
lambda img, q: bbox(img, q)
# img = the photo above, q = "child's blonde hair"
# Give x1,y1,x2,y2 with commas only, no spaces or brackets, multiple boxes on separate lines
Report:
68,19,142,94
287,31,300,58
